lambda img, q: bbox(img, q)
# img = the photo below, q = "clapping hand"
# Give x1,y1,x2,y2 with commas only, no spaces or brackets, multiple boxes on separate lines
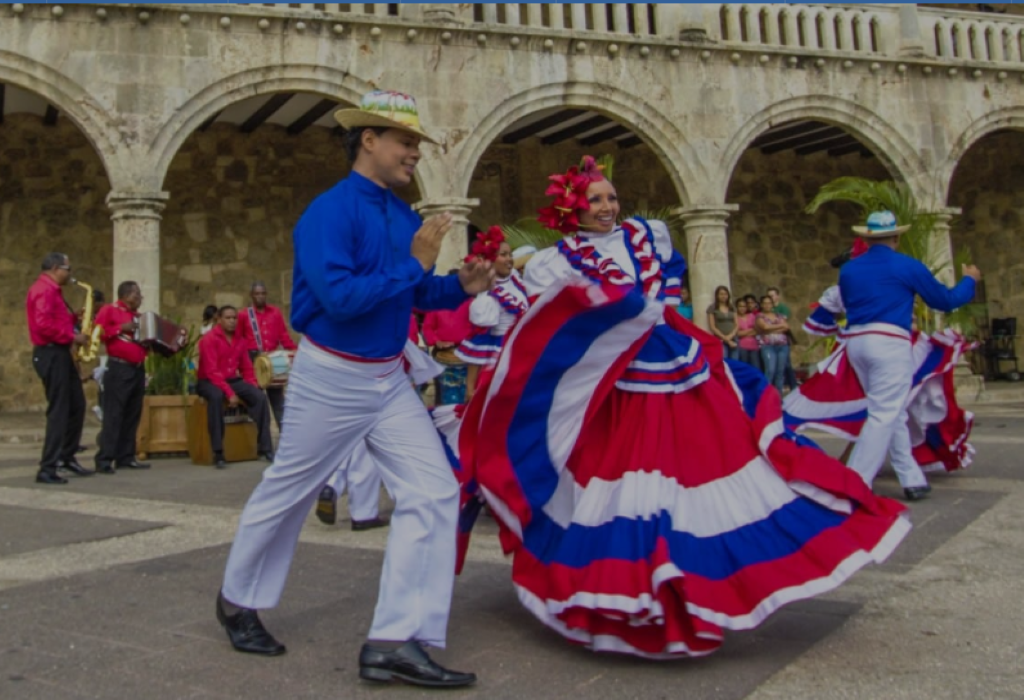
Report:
458,260,496,295
962,263,982,281
411,214,453,271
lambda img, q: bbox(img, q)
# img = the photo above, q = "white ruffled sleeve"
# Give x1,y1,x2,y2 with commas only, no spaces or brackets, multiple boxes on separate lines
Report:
468,293,501,329
523,246,574,297
819,285,845,314
643,219,676,263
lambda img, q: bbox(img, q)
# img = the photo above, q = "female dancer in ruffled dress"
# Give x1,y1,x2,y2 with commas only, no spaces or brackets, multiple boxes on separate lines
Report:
455,228,530,403
784,240,976,485
440,157,911,659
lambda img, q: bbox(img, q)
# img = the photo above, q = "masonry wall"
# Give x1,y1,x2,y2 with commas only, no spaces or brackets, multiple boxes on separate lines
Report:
949,131,1024,365
726,146,890,366
0,115,112,413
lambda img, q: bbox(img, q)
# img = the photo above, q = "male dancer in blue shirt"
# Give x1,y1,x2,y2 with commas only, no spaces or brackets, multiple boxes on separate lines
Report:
215,91,493,688
839,211,981,500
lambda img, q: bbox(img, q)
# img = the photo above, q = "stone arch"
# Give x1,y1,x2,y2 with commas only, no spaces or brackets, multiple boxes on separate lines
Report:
147,64,432,198
716,95,929,205
940,107,1024,204
451,82,708,206
0,51,126,188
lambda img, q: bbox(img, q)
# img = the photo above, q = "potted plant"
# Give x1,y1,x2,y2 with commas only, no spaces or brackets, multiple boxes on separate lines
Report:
136,325,199,459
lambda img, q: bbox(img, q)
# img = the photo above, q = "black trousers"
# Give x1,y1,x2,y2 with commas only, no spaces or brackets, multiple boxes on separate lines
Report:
32,345,85,474
95,360,146,467
196,379,272,454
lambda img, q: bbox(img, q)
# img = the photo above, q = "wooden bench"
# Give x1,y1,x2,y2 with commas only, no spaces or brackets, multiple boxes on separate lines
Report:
187,398,258,466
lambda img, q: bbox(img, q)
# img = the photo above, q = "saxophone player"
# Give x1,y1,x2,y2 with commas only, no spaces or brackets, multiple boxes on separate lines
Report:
93,281,152,474
25,253,93,484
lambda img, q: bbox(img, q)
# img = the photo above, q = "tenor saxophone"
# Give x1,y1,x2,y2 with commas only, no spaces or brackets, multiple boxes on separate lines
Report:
72,279,103,362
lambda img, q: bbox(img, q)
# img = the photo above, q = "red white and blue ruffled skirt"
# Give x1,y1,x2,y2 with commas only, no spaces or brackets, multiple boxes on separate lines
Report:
455,332,504,366
435,280,910,658
783,329,976,473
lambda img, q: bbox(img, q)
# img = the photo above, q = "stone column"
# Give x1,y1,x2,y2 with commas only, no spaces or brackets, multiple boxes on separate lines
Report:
927,207,960,288
106,192,169,313
413,197,479,274
676,204,739,332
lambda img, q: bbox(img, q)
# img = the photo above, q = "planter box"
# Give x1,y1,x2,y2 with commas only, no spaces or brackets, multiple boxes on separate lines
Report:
136,395,199,459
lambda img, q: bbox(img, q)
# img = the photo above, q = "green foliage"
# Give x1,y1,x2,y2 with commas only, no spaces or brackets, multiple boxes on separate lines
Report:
144,324,199,396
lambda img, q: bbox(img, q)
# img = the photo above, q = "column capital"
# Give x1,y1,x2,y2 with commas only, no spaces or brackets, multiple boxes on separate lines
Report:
923,206,962,223
106,191,170,221
414,197,480,221
674,203,739,223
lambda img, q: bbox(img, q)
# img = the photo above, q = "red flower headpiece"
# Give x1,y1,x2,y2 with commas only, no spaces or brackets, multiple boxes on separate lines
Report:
465,225,506,263
851,238,869,259
537,156,607,234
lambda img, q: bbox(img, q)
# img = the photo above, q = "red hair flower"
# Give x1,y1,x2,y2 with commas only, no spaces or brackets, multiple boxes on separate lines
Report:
465,226,506,263
537,156,607,234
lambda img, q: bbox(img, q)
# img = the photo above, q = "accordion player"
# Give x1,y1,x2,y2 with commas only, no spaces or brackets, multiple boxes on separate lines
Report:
135,312,188,356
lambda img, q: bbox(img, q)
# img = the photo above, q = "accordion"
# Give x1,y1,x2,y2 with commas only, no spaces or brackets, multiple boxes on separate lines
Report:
136,312,186,356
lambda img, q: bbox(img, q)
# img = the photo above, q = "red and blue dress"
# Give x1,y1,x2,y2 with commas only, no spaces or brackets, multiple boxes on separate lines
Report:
437,219,910,658
784,286,976,473
455,272,530,366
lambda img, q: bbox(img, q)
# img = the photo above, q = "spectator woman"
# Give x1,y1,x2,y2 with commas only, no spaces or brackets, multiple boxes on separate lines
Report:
706,285,738,359
756,295,791,394
735,298,761,370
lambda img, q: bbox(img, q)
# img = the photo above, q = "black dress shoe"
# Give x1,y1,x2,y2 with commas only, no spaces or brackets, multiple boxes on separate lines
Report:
76,444,87,454
60,459,95,477
215,592,286,656
904,484,932,501
214,452,228,470
95,463,116,475
36,471,69,485
352,516,389,532
259,450,275,462
316,486,337,525
118,460,151,470
359,641,476,687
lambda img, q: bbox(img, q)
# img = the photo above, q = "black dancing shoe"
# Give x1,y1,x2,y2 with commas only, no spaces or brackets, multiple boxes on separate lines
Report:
95,462,116,475
35,471,69,485
214,452,228,470
903,485,932,502
316,486,337,525
359,641,476,688
351,516,389,532
259,450,275,462
59,459,95,477
117,459,151,470
215,592,286,656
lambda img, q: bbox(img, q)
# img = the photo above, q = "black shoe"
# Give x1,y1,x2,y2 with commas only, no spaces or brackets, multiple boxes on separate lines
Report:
904,485,932,501
76,444,87,454
214,453,227,470
359,641,476,688
215,592,286,656
259,450,275,462
118,460,151,470
95,463,116,475
36,471,69,485
59,459,95,477
352,516,389,532
316,486,337,525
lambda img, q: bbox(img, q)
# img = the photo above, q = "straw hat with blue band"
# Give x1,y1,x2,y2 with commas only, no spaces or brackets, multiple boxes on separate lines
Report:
852,210,911,237
334,90,438,145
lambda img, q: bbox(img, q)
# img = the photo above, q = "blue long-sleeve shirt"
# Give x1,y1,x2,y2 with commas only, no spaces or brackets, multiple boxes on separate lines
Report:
290,172,469,358
838,245,976,331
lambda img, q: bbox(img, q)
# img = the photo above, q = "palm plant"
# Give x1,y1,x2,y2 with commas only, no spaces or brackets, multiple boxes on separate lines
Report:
502,208,685,252
144,323,199,396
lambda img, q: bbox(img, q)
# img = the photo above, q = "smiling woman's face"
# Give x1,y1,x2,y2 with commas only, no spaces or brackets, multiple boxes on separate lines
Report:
577,180,620,234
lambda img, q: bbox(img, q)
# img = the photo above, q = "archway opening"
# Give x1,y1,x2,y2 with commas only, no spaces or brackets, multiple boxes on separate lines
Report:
161,91,422,324
468,107,681,249
948,128,1024,376
724,119,891,363
0,81,112,412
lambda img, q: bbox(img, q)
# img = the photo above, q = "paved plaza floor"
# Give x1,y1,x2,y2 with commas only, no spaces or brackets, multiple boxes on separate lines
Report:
1,405,1023,699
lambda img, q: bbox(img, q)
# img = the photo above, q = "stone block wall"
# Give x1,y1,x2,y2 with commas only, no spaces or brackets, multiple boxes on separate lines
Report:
726,146,890,366
949,131,1024,366
0,115,112,413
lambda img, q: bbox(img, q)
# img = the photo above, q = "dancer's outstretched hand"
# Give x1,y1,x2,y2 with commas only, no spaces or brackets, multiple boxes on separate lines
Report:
411,214,453,271
459,260,496,295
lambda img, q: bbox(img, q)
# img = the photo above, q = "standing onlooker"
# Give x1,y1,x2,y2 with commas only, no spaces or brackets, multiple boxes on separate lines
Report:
743,294,760,314
756,295,791,394
26,252,92,483
201,305,218,336
676,287,694,321
768,286,798,390
734,298,761,370
706,285,738,359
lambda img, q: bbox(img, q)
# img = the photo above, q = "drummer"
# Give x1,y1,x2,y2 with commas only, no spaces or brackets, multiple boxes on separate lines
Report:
238,281,298,429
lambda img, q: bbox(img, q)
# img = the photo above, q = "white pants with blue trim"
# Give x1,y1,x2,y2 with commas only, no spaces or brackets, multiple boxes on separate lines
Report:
844,329,928,489
221,339,460,647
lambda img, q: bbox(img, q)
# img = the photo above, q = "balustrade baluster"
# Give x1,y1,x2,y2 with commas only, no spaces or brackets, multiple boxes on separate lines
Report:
820,9,837,51
780,8,798,47
741,5,759,43
613,4,628,34
723,5,741,42
525,3,542,27
798,10,814,48
569,3,586,30
547,3,565,30
482,4,498,24
761,6,779,46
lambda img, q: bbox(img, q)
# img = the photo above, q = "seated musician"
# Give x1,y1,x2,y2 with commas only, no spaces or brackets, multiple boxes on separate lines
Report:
238,282,297,429
196,306,274,468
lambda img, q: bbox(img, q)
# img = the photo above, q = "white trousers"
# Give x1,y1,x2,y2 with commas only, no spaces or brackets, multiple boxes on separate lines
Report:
328,442,384,522
845,331,928,489
222,339,460,647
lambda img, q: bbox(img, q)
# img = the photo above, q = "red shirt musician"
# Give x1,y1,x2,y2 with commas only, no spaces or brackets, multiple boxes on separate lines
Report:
25,252,91,484
197,305,274,468
92,281,154,474
238,282,297,429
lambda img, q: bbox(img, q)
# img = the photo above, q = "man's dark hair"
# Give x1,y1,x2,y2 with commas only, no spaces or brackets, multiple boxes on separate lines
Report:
117,281,138,299
251,281,267,292
343,126,388,163
218,305,237,316
830,249,853,269
203,305,218,323
92,289,106,305
766,286,780,295
41,252,67,271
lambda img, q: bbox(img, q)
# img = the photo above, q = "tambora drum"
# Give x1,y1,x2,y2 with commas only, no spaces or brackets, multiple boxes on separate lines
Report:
255,350,294,389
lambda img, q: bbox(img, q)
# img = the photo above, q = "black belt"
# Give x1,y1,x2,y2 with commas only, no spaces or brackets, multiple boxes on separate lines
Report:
35,343,70,349
108,356,144,368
